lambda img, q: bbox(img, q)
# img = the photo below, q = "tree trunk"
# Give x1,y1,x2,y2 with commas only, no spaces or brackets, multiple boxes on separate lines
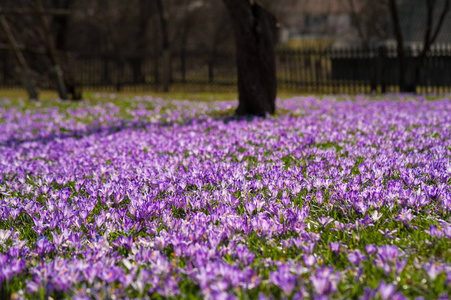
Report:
133,0,153,84
51,0,82,99
34,0,68,100
411,0,450,92
155,0,170,92
180,13,192,84
222,0,277,116
388,0,409,92
389,0,450,93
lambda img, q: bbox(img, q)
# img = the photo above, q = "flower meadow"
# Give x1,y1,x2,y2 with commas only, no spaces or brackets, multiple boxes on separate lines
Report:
1,95,451,300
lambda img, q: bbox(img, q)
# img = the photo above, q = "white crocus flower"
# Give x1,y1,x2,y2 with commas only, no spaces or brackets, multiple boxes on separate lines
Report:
0,230,12,244
371,211,383,222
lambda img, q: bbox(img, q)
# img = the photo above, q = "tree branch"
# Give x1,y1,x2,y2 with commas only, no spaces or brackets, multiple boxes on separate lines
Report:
422,0,435,53
429,0,450,45
346,0,368,47
389,0,404,51
420,0,450,59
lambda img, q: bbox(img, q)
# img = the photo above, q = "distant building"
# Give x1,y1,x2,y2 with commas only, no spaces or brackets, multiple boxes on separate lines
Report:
278,0,363,44
279,0,451,47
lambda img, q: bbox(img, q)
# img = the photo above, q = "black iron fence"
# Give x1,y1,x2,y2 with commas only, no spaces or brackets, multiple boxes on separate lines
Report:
1,45,451,94
277,44,451,94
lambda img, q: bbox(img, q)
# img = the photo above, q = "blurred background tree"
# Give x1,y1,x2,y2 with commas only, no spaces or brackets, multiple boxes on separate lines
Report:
0,0,450,100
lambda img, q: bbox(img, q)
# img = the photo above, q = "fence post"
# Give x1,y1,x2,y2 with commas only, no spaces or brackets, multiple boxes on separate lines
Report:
2,50,8,86
298,49,303,89
208,57,214,84
180,50,186,83
162,50,171,92
153,54,159,89
282,49,288,90
103,57,111,84
116,59,122,92
378,45,387,94
315,54,320,93
369,47,376,92
307,49,313,92
300,49,304,92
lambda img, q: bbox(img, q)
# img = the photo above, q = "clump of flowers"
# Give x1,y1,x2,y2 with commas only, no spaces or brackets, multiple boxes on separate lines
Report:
0,95,450,298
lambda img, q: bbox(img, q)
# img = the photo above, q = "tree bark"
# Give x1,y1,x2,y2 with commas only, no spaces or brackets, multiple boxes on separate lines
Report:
35,0,68,100
155,0,170,92
179,1,196,84
52,4,82,101
133,0,153,84
388,0,408,92
222,0,277,116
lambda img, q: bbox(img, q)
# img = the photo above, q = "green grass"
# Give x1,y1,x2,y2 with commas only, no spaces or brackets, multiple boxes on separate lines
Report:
1,94,451,299
0,88,305,103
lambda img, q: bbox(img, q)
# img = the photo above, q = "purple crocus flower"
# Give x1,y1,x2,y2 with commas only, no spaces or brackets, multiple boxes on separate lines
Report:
269,265,297,295
429,225,445,239
303,254,316,267
365,244,377,255
347,249,366,265
318,215,334,227
329,241,341,254
311,266,340,296
378,281,396,300
396,208,414,224
422,262,443,280
36,236,54,256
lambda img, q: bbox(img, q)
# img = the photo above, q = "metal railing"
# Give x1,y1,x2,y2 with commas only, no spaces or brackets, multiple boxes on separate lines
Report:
1,44,451,94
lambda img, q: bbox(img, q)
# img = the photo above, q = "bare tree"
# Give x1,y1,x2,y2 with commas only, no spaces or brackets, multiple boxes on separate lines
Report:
175,0,205,83
0,13,38,99
222,0,277,116
1,0,293,100
346,0,390,47
33,0,68,100
178,7,193,84
131,0,155,84
389,0,450,92
155,0,170,92
51,0,81,99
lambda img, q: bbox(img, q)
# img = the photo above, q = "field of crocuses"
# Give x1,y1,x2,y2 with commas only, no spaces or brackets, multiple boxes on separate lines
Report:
1,95,451,299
